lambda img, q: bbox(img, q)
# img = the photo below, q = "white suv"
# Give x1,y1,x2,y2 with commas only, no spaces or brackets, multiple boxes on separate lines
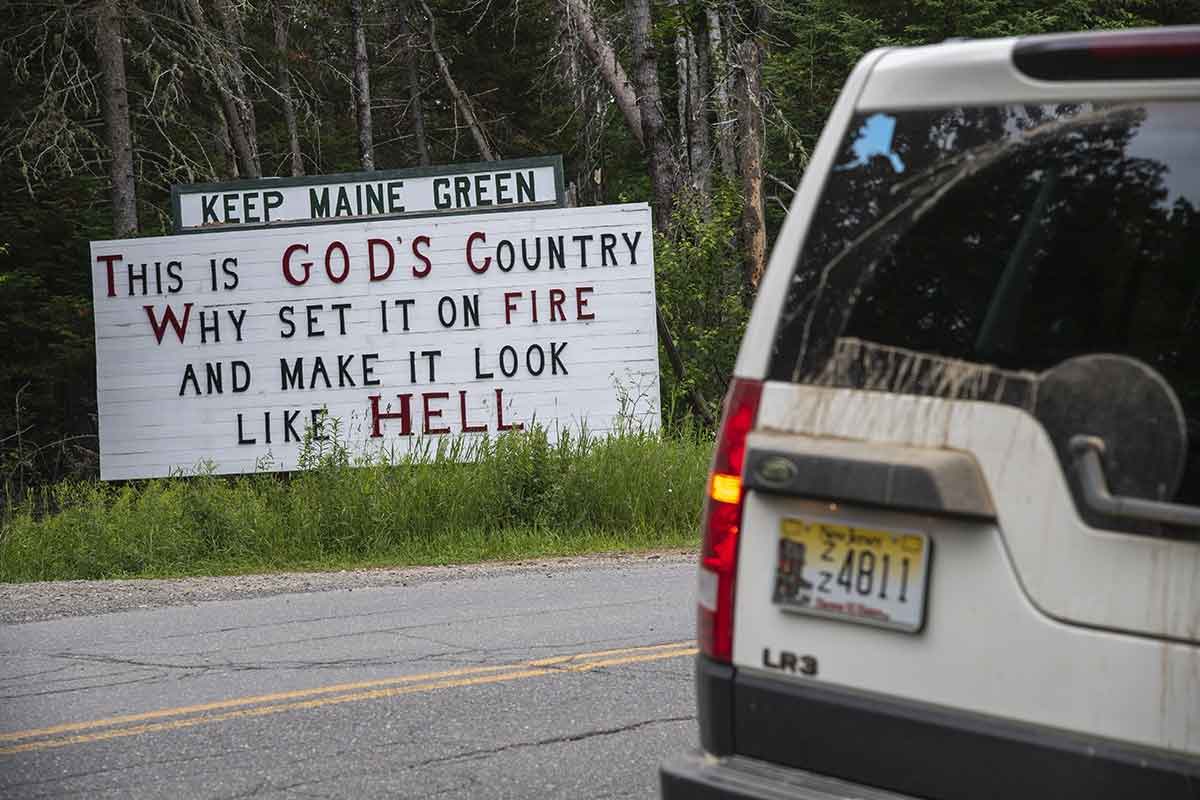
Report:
661,26,1200,800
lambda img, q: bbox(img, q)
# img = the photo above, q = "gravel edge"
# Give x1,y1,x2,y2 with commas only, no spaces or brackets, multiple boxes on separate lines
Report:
0,550,697,625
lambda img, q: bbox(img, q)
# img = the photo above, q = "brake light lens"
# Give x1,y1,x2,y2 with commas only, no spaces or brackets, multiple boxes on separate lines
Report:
698,378,763,662
1013,27,1200,81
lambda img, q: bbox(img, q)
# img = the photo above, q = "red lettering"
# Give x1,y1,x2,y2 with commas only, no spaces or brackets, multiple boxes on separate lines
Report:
530,289,538,323
422,391,450,435
368,394,413,437
504,291,522,325
459,390,487,433
466,231,490,273
576,286,595,320
325,241,350,283
143,303,193,344
495,387,523,432
368,238,395,281
549,288,566,321
282,243,311,285
96,253,122,298
412,235,432,277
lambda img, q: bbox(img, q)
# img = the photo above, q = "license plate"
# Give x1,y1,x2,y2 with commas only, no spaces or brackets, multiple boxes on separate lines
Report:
772,517,930,633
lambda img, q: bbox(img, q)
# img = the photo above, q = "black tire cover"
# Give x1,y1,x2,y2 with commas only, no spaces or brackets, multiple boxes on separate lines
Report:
1035,354,1187,508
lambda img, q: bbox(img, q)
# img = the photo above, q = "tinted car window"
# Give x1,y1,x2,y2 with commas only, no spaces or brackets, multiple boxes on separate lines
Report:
770,101,1200,506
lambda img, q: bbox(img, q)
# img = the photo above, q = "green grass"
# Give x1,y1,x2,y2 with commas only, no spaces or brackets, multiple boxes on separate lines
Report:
0,427,712,582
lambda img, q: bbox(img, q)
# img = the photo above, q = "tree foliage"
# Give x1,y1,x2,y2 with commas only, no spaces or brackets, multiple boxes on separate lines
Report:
0,0,1187,486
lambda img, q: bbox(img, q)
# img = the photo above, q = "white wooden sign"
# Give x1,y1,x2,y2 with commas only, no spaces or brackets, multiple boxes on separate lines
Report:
90,203,659,480
171,157,563,232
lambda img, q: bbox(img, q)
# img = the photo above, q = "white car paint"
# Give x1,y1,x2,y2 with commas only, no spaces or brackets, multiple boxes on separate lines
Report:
728,32,1200,760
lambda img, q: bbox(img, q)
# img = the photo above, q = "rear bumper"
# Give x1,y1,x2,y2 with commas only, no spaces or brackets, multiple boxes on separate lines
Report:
681,655,1200,800
660,750,918,800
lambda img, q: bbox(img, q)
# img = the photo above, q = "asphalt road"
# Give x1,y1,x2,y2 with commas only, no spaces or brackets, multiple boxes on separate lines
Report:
0,557,697,799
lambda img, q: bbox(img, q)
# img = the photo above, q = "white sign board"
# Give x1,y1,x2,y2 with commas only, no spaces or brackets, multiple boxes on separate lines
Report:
90,203,659,480
171,157,563,232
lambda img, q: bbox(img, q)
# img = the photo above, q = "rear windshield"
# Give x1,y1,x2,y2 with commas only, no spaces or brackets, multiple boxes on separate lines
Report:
769,100,1200,504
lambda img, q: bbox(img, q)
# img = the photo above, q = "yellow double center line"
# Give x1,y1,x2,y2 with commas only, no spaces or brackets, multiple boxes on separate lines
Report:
0,641,696,756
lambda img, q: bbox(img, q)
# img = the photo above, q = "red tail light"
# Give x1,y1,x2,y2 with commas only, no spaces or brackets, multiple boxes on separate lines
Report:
698,378,763,662
1013,27,1200,81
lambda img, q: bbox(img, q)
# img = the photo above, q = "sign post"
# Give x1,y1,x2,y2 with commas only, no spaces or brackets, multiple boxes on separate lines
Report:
90,200,658,480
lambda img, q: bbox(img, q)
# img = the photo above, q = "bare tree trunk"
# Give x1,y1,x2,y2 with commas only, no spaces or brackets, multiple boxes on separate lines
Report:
95,0,137,236
399,1,431,166
350,0,374,170
672,2,710,194
705,2,736,180
407,55,431,165
181,0,259,177
561,0,643,150
418,0,495,161
211,0,260,177
735,37,766,292
272,0,304,176
626,0,675,232
214,103,238,178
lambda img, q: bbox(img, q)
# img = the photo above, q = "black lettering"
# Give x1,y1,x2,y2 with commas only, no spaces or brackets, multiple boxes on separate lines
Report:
279,305,296,338
237,413,256,444
310,357,332,389
526,344,545,376
306,304,324,337
362,353,380,386
454,176,471,208
281,358,304,390
365,183,385,215
600,233,617,266
394,298,414,331
515,170,534,202
495,172,511,204
437,296,456,328
433,177,452,209
550,341,568,375
222,193,238,223
335,187,353,216
499,345,518,377
127,262,147,296
310,187,331,217
622,231,642,264
202,194,219,224
199,310,220,344
548,236,565,269
387,181,404,213
166,261,183,293
284,409,302,442
243,193,259,224
264,191,283,221
232,360,251,392
521,238,541,270
573,234,593,267
331,302,351,335
205,362,223,394
221,257,238,289
310,409,329,440
179,363,201,396
462,294,479,328
337,354,356,387
228,308,247,341
474,174,492,206
496,240,515,272
474,347,494,379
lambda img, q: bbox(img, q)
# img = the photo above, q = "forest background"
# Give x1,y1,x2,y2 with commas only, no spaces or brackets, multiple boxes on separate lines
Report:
1,0,1193,493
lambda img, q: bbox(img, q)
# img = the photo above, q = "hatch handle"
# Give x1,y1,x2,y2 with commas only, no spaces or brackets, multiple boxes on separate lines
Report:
1070,435,1200,528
